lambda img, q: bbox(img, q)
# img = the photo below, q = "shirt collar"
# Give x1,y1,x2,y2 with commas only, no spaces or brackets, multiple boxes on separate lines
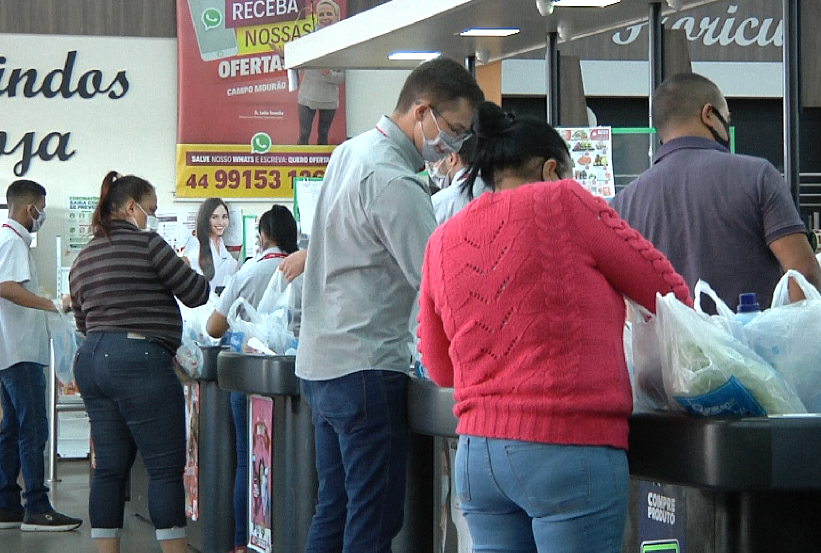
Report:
654,136,729,164
258,246,283,258
3,218,32,247
376,115,425,172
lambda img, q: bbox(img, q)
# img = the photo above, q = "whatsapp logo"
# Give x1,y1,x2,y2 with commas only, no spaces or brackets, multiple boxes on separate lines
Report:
251,132,272,154
202,8,223,30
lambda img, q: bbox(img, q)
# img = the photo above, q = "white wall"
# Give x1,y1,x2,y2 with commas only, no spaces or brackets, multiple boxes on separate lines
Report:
0,34,409,296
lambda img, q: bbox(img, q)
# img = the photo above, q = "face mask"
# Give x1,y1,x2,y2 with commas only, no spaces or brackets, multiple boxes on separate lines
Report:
708,107,731,150
135,202,160,232
429,162,451,189
420,110,467,163
30,205,46,233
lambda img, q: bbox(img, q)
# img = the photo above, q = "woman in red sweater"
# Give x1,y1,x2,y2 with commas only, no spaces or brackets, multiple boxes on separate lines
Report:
418,102,693,553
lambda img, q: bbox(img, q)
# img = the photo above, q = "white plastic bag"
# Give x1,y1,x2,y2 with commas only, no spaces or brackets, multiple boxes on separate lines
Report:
227,298,271,354
743,270,821,411
657,287,805,416
176,333,204,378
48,311,79,386
626,300,669,411
178,293,221,347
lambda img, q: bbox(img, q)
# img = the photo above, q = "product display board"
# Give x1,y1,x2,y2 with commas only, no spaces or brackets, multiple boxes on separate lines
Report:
175,0,347,198
558,127,615,199
68,197,98,250
249,395,274,553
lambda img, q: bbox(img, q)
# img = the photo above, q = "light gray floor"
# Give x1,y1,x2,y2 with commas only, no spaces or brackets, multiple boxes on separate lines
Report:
0,459,196,553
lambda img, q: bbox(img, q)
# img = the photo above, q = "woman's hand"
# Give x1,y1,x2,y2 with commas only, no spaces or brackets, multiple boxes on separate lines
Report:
279,250,307,282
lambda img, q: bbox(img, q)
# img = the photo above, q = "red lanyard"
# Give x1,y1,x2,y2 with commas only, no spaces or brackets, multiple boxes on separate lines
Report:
2,223,23,240
260,252,288,261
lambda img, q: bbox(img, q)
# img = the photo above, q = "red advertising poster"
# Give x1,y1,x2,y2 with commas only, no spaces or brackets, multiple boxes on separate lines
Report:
184,382,200,520
176,0,347,199
249,395,273,553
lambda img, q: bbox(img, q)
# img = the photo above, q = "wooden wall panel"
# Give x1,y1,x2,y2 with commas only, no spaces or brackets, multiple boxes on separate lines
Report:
476,61,502,106
559,54,589,127
801,0,821,108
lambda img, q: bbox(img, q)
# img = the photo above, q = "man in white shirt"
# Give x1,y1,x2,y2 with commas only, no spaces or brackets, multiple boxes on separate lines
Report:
0,179,82,532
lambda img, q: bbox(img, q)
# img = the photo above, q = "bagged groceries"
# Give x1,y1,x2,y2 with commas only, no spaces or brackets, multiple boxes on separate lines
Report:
176,332,205,378
742,270,821,411
48,311,80,386
226,271,299,355
625,301,669,412
178,293,221,347
657,284,806,416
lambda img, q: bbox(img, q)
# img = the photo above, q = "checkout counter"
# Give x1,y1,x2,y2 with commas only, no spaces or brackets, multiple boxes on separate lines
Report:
130,345,236,553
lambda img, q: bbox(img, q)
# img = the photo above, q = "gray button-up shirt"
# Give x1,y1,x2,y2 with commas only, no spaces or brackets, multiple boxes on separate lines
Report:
296,116,437,380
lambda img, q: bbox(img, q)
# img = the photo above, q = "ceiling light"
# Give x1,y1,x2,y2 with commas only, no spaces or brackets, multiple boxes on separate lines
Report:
460,28,520,37
388,51,441,61
554,0,620,6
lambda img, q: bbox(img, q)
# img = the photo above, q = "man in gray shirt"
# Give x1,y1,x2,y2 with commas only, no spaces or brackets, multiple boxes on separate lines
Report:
296,58,484,552
612,73,820,311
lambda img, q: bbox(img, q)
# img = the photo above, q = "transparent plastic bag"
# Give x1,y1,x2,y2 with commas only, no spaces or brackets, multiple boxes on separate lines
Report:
176,332,204,378
657,287,805,416
178,292,221,347
743,270,821,411
48,311,79,386
626,300,668,411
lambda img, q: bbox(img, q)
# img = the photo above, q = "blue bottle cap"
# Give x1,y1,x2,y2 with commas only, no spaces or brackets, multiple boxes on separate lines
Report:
737,292,760,313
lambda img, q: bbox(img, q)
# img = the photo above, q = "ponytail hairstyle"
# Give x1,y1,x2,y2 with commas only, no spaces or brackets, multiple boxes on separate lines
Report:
195,197,229,282
258,204,298,254
462,101,572,198
92,171,155,238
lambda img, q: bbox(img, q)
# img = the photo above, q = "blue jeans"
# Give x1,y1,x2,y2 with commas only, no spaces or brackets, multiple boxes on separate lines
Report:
74,332,187,541
455,436,629,553
0,362,52,515
231,391,248,547
302,370,409,553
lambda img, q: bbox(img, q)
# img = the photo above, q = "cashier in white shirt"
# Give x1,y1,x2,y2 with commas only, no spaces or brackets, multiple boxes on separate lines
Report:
182,198,238,291
430,135,489,224
204,204,300,553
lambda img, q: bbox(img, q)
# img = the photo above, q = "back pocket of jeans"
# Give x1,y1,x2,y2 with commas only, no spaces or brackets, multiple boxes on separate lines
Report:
504,444,590,516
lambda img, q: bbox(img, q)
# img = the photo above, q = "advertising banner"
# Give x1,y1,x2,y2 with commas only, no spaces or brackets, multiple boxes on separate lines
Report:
558,127,615,199
249,395,274,553
176,0,347,199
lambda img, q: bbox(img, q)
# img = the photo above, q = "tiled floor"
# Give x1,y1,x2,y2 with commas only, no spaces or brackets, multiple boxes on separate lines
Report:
0,459,190,553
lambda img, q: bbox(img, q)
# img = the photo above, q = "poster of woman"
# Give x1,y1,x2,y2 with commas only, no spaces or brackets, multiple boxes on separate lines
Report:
249,395,274,553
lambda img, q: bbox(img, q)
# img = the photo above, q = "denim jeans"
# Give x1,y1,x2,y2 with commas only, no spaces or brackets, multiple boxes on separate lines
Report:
455,435,629,553
0,362,52,515
231,391,248,547
74,332,187,541
302,370,409,553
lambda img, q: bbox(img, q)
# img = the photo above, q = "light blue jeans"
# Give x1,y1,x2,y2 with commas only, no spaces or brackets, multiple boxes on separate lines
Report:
455,435,628,553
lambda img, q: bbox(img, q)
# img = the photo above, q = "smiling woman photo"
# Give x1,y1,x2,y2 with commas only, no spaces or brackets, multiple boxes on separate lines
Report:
183,197,238,291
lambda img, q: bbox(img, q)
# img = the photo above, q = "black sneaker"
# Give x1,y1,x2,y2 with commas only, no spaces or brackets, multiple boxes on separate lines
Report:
20,510,82,532
0,509,24,529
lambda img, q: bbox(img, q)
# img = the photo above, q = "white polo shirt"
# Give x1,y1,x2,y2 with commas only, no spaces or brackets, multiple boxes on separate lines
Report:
183,235,238,290
0,219,49,370
216,247,288,315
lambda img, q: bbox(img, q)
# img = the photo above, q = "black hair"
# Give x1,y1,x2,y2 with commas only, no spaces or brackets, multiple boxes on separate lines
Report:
462,101,572,198
196,198,229,282
394,57,485,114
652,72,724,135
259,204,298,254
92,171,154,238
457,133,478,166
6,179,46,208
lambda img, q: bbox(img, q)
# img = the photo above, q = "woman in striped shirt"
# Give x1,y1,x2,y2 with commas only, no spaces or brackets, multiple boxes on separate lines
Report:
70,171,209,553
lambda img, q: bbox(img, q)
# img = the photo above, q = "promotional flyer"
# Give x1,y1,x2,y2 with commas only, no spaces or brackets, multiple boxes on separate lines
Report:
249,395,274,553
176,0,347,199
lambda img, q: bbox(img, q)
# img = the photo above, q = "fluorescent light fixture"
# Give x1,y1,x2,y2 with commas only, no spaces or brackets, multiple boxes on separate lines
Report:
554,0,620,6
460,28,520,37
388,51,441,61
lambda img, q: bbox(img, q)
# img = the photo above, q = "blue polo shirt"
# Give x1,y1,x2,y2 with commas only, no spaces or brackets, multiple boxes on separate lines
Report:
611,136,806,311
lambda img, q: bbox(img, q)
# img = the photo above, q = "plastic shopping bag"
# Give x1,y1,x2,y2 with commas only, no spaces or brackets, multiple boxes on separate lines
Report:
256,270,300,354
176,332,205,378
227,298,271,354
626,300,669,411
743,270,821,411
657,287,806,416
47,311,79,386
178,292,221,347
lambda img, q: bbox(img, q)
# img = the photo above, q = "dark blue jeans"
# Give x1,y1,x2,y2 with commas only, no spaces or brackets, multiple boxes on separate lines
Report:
74,332,187,541
230,391,248,547
0,362,52,515
302,370,409,553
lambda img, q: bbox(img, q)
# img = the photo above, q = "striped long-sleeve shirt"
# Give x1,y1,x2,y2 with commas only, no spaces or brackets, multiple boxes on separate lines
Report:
69,220,210,352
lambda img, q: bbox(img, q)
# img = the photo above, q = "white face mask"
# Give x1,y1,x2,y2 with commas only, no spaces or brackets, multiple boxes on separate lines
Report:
30,205,47,234
135,202,159,232
420,109,467,163
429,162,451,189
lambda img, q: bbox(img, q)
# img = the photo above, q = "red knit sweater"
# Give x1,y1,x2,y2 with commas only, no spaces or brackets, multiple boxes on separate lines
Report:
418,180,693,450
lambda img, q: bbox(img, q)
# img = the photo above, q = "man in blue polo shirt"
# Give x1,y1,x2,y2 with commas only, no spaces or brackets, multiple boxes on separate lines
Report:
612,72,821,310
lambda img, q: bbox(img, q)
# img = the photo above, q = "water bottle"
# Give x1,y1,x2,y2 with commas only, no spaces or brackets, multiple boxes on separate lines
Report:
734,292,761,325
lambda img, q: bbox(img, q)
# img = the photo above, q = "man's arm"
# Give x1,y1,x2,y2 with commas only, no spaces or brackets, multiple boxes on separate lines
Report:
0,281,58,312
769,233,821,302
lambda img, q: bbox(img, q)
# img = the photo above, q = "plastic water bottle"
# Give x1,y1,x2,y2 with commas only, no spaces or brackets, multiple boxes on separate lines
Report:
734,292,761,325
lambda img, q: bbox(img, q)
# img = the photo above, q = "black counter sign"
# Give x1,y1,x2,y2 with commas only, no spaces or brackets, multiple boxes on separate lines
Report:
639,481,686,553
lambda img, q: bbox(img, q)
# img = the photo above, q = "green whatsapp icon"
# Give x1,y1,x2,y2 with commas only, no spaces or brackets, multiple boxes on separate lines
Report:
251,132,273,154
202,8,223,30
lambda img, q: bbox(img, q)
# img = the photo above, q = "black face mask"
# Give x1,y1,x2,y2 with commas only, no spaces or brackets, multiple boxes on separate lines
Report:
708,107,731,150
